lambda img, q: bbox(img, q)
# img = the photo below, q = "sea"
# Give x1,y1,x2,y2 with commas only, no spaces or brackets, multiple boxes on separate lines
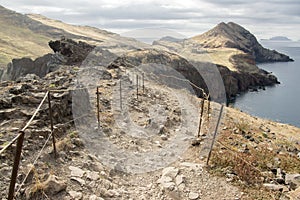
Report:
232,41,300,127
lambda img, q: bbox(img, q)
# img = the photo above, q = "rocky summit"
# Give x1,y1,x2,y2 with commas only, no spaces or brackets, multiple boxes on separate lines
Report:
191,22,293,63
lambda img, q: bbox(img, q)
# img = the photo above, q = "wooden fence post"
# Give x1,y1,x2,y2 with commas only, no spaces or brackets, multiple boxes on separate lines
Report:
8,131,25,200
47,92,57,158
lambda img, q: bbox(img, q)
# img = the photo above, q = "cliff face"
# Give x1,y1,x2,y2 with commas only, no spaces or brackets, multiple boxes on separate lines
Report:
0,54,62,81
192,22,293,63
0,39,97,81
152,22,292,100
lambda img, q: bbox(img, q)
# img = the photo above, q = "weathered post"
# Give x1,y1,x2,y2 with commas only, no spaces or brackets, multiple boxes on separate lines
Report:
206,104,224,165
197,98,205,137
142,73,145,94
8,131,25,200
136,74,139,100
119,79,122,110
96,87,100,129
47,92,57,158
207,100,210,122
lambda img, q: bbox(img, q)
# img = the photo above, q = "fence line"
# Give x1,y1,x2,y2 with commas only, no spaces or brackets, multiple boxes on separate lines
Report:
7,91,50,200
0,92,49,155
2,72,222,199
15,132,52,196
206,104,224,165
3,87,93,200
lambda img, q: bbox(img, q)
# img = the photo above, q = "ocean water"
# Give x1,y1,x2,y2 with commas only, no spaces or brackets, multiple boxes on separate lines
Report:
232,41,300,127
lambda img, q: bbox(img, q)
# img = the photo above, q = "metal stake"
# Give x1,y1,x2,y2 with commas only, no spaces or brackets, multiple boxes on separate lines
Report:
8,131,25,200
206,104,224,165
197,98,205,137
142,73,145,93
96,87,100,129
47,92,57,158
136,74,139,100
207,100,210,122
120,79,122,110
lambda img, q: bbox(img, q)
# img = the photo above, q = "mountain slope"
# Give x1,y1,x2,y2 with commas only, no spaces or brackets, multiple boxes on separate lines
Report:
0,5,53,66
192,22,293,63
0,5,147,67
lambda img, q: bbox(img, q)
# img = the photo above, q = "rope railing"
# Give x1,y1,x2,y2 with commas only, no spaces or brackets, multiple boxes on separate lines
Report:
1,71,218,199
15,132,53,196
1,86,94,200
0,91,49,155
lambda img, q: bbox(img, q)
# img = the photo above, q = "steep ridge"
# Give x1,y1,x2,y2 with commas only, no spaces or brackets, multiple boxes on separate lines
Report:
153,22,293,99
192,22,293,63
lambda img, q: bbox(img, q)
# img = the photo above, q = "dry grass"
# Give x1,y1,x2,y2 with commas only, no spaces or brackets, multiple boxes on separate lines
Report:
208,108,300,199
0,21,51,67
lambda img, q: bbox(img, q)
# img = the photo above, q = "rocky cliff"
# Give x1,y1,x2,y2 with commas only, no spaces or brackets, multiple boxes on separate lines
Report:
0,39,97,81
192,22,293,63
152,22,293,100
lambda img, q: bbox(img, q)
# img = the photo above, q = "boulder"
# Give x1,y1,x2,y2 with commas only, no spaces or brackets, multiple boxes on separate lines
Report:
189,192,199,200
25,175,67,199
285,174,300,190
89,195,104,200
69,191,83,200
69,166,85,177
1,54,62,81
49,38,95,65
263,183,288,192
162,167,179,178
0,98,12,109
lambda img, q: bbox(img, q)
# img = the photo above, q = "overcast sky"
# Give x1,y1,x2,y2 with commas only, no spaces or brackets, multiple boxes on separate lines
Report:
1,0,299,40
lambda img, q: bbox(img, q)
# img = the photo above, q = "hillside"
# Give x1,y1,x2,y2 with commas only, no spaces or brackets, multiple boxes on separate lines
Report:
0,39,299,199
0,5,52,66
191,22,293,63
0,5,146,68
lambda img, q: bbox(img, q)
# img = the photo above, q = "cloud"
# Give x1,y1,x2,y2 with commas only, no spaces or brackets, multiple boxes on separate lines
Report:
0,0,299,40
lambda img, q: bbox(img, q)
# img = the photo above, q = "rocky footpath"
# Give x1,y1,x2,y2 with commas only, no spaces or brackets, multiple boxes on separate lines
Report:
0,38,299,199
0,64,244,200
0,64,299,199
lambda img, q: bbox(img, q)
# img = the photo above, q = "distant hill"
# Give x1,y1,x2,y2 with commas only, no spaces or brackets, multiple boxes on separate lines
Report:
0,5,145,67
0,5,52,66
269,36,292,41
191,22,293,63
158,36,184,43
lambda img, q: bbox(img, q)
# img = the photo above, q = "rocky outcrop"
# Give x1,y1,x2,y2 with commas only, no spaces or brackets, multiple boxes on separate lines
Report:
0,54,62,81
192,22,293,63
217,65,279,99
49,38,96,65
0,39,96,81
109,49,279,101
108,49,210,98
